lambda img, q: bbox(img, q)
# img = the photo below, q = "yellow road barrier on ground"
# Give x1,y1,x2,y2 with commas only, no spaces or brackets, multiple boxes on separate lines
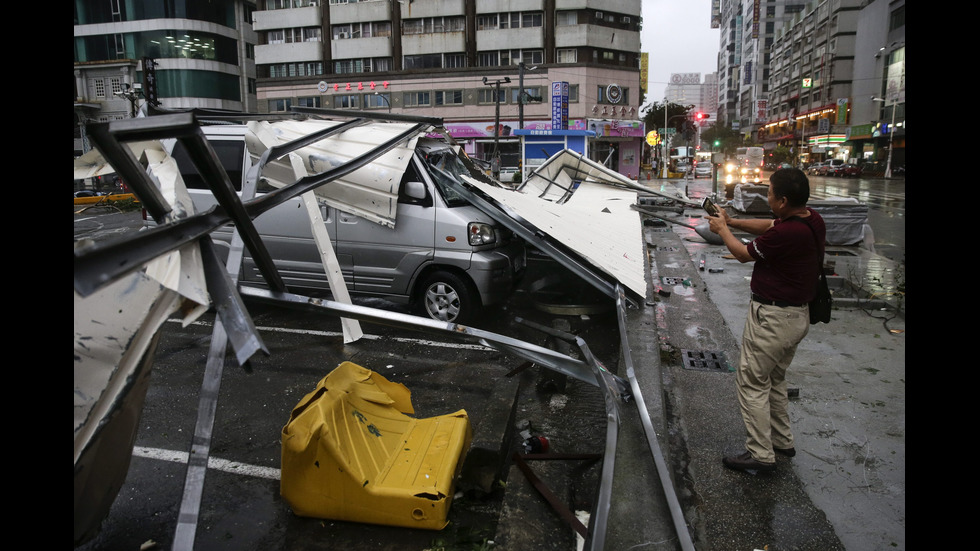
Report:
73,193,137,206
281,361,471,530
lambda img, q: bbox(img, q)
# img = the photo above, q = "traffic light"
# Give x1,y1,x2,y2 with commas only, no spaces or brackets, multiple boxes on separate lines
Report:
694,112,710,122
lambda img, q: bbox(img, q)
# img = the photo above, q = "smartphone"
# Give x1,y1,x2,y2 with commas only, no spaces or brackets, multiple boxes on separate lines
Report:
702,197,719,217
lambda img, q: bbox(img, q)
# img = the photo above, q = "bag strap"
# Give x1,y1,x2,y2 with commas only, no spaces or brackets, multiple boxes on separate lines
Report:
787,213,827,280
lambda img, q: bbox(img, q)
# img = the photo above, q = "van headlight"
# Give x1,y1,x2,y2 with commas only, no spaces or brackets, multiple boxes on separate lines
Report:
468,222,497,246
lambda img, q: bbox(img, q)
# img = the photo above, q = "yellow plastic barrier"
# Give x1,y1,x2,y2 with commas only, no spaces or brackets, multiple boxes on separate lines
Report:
281,362,471,530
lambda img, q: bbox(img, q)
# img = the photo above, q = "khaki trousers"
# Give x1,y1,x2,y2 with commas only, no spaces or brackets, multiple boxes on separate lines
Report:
737,300,810,463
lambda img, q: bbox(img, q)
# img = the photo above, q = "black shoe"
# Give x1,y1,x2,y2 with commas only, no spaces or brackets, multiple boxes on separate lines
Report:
774,447,796,457
723,452,776,473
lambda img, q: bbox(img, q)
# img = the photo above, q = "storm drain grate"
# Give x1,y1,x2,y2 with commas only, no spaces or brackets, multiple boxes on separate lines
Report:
680,349,731,372
661,276,685,285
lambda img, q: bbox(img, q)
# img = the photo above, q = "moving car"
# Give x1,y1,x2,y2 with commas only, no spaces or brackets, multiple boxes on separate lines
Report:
838,164,863,178
694,163,712,179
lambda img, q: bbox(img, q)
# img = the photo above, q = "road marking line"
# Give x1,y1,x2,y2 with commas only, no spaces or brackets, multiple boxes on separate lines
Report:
168,318,492,351
133,446,281,480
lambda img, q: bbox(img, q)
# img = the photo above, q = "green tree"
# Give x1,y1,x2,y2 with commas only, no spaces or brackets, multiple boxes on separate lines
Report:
642,101,692,135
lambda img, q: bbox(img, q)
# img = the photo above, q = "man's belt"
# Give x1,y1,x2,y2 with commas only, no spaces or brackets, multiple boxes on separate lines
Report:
752,293,804,308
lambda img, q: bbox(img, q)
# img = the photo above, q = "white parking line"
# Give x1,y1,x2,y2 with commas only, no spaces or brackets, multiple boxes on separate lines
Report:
133,446,281,480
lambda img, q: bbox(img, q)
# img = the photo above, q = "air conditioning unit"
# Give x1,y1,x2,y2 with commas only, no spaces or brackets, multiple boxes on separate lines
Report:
338,32,348,39
309,0,318,5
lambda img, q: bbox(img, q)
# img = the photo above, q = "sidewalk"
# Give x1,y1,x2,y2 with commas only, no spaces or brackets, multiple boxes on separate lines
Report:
640,177,905,550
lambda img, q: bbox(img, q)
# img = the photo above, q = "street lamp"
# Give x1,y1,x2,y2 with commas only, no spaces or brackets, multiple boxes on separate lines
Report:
871,96,896,178
374,92,391,113
114,83,143,118
483,75,510,180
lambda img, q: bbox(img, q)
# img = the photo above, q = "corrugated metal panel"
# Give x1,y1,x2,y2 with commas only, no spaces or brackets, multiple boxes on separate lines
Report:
246,119,423,228
466,177,647,298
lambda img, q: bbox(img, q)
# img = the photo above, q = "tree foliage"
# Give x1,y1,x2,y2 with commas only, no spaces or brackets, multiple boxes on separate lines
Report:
701,123,749,157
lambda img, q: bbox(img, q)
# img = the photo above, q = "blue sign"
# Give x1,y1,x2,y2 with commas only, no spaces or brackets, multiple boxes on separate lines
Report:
551,81,569,130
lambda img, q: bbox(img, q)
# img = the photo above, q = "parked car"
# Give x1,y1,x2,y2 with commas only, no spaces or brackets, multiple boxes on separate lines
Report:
807,162,826,175
694,163,712,179
821,159,845,176
838,164,863,178
151,121,527,325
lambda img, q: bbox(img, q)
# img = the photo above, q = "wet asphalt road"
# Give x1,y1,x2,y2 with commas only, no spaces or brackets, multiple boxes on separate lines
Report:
74,206,620,550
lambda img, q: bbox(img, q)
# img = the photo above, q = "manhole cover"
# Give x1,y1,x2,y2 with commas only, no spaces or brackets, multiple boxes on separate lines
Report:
680,349,730,372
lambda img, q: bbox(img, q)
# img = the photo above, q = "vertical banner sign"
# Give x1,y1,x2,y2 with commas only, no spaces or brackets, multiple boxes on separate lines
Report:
752,0,760,38
836,98,849,124
886,60,905,103
640,53,649,94
551,81,569,130
142,57,159,106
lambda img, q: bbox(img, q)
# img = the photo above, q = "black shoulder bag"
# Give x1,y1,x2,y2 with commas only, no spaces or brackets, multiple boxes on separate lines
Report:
796,216,832,324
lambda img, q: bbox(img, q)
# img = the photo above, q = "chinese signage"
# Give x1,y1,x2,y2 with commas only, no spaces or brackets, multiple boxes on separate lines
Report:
835,98,849,125
640,53,649,93
669,73,702,85
551,81,569,130
587,119,644,138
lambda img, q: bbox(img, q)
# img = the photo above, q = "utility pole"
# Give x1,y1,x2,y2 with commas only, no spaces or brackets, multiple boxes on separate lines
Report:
483,75,510,180
519,63,525,130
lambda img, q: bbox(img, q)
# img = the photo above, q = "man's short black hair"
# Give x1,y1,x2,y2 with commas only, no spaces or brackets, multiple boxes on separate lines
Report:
769,168,810,207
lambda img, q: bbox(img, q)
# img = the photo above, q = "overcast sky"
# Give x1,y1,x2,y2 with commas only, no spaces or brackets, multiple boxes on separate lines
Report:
641,0,721,103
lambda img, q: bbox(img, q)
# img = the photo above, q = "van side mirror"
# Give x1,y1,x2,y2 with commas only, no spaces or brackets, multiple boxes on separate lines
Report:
405,181,427,200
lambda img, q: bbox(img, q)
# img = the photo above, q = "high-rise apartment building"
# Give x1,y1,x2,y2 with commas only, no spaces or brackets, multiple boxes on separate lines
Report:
665,72,719,117
713,0,904,171
73,1,259,153
252,0,644,177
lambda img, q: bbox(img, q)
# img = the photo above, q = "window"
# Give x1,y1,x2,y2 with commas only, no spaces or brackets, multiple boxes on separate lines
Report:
296,96,321,108
444,53,466,68
477,14,498,30
557,48,577,63
403,91,431,107
521,12,542,28
435,90,463,106
333,24,352,39
364,92,390,109
404,54,442,69
478,88,505,104
268,98,292,112
511,86,541,104
303,27,320,42
109,77,123,96
332,94,359,108
556,11,577,26
94,78,106,99
269,29,285,44
478,51,499,67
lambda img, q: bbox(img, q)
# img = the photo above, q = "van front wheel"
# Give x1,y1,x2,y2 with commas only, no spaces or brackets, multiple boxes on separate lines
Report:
419,272,477,325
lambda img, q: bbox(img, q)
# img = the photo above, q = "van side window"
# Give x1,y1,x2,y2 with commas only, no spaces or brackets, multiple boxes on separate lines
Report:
398,160,432,207
172,140,245,191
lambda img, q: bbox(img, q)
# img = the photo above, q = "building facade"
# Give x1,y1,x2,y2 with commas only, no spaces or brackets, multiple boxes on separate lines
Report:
73,0,258,153
713,0,904,172
252,0,644,178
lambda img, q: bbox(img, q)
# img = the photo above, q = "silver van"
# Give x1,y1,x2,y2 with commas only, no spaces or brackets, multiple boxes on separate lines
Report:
163,123,526,325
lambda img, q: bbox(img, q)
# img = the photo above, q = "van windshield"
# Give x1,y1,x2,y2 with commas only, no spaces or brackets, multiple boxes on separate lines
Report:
424,149,482,207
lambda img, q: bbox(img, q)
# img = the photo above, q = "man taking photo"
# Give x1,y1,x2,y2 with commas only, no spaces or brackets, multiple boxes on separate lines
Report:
707,168,826,474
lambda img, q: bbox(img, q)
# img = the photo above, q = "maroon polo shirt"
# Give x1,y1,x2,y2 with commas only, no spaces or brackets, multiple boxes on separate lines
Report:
746,208,826,305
